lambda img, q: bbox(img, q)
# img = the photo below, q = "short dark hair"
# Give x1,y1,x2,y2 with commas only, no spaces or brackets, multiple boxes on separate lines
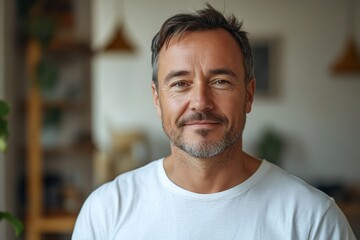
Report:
151,3,254,88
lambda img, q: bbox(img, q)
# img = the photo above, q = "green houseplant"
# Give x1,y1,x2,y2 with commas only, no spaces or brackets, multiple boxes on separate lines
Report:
0,100,24,236
257,128,284,166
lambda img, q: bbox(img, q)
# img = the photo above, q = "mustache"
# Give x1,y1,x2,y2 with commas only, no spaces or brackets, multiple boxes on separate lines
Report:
177,112,228,127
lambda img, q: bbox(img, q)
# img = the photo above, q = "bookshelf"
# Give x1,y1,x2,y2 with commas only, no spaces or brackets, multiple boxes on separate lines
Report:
21,1,93,239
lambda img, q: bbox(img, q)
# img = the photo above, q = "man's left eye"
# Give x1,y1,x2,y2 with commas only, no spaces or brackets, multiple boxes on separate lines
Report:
213,80,230,85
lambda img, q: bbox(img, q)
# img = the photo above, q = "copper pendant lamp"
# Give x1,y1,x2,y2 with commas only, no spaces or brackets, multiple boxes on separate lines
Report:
331,0,360,74
101,0,136,53
103,26,135,52
331,38,360,74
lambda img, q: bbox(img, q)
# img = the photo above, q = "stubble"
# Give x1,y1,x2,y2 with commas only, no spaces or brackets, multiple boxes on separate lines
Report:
162,111,246,158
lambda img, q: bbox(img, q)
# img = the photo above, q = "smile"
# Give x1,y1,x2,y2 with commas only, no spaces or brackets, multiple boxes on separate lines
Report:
184,120,219,125
183,121,221,128
177,112,228,128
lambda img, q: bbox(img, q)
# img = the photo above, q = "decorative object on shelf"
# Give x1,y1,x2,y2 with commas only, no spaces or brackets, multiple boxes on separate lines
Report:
28,14,55,49
61,172,83,213
36,59,59,98
0,100,24,237
93,129,150,187
26,0,75,50
41,107,63,147
331,0,360,74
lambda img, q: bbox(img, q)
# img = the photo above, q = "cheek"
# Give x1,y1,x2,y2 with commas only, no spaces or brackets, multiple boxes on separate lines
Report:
214,91,246,110
160,93,189,123
215,93,247,120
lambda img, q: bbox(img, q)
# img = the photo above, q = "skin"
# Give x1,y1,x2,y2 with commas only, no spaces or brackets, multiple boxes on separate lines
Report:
152,29,261,194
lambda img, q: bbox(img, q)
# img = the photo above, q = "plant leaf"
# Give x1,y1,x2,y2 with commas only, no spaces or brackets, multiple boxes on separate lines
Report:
0,211,24,236
0,137,6,152
0,119,8,138
0,100,10,117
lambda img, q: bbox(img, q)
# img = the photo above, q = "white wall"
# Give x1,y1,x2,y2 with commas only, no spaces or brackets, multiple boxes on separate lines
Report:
92,0,360,183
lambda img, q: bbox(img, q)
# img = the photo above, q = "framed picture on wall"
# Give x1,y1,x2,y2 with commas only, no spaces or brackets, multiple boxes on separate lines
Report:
250,37,281,97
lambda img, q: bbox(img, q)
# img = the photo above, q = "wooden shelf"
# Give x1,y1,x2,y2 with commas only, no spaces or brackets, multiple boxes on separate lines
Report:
25,48,92,240
27,213,77,235
24,15,92,240
43,142,94,156
42,100,89,110
19,2,92,240
47,38,92,56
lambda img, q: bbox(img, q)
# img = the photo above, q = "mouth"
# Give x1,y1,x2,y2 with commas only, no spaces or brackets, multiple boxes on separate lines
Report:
184,120,220,126
177,112,227,128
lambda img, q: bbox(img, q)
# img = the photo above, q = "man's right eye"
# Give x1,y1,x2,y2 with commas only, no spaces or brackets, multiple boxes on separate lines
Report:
171,81,189,88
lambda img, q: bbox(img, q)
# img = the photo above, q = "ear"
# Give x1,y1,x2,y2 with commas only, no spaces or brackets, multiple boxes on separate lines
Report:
152,82,162,118
245,78,255,113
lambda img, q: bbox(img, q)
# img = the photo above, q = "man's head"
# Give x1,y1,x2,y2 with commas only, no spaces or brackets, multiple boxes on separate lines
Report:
151,4,254,89
151,4,255,158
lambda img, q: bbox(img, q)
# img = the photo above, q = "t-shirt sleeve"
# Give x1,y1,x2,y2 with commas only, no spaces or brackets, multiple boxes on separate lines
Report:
310,199,356,240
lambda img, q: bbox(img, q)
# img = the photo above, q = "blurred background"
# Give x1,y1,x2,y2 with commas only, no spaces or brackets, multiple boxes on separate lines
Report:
1,0,360,239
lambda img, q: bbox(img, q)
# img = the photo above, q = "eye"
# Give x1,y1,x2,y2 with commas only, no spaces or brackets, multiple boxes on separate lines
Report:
173,82,187,87
211,79,232,89
170,81,190,90
213,79,230,85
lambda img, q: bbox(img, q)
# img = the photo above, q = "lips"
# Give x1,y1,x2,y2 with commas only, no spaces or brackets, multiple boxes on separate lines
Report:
177,112,227,128
184,120,220,126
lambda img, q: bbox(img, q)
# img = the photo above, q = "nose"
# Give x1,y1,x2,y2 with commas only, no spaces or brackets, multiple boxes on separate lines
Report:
189,82,214,112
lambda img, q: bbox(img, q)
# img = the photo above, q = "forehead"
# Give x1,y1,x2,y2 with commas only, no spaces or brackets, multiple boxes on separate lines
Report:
158,29,245,79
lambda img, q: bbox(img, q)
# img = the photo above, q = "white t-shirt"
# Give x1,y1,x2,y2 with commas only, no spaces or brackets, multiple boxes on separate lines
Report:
72,159,356,239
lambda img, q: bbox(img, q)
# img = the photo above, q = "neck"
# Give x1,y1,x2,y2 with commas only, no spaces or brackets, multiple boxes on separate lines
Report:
164,143,260,194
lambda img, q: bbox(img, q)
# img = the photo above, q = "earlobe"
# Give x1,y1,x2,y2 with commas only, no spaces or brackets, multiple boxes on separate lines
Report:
151,82,162,117
245,78,255,113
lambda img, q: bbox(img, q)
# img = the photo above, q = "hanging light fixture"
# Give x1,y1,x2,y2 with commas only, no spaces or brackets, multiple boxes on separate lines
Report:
331,0,360,74
103,26,135,52
101,0,136,53
331,39,360,73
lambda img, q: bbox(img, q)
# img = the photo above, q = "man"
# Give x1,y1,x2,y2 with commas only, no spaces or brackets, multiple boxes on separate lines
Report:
72,4,356,239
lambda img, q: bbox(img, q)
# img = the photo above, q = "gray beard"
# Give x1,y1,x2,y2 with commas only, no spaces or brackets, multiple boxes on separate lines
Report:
168,126,243,158
163,113,246,158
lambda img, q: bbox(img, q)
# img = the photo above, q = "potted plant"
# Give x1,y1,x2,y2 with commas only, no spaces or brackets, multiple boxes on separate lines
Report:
0,100,24,236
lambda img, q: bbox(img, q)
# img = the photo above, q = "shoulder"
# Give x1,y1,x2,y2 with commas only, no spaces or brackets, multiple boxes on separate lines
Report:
256,161,335,218
262,161,330,202
72,159,162,239
90,159,161,202
255,162,356,238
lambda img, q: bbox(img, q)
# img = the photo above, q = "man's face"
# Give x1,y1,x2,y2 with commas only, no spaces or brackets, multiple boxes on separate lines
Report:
152,29,255,158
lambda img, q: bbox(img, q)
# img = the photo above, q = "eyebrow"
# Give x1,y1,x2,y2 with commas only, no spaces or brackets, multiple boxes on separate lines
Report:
209,68,238,79
163,68,239,84
164,70,190,84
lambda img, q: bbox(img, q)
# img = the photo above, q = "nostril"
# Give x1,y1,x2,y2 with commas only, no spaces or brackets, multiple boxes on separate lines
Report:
190,95,214,112
189,83,214,111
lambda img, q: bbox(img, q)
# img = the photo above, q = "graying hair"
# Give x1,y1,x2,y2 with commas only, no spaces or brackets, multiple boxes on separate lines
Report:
151,3,254,88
